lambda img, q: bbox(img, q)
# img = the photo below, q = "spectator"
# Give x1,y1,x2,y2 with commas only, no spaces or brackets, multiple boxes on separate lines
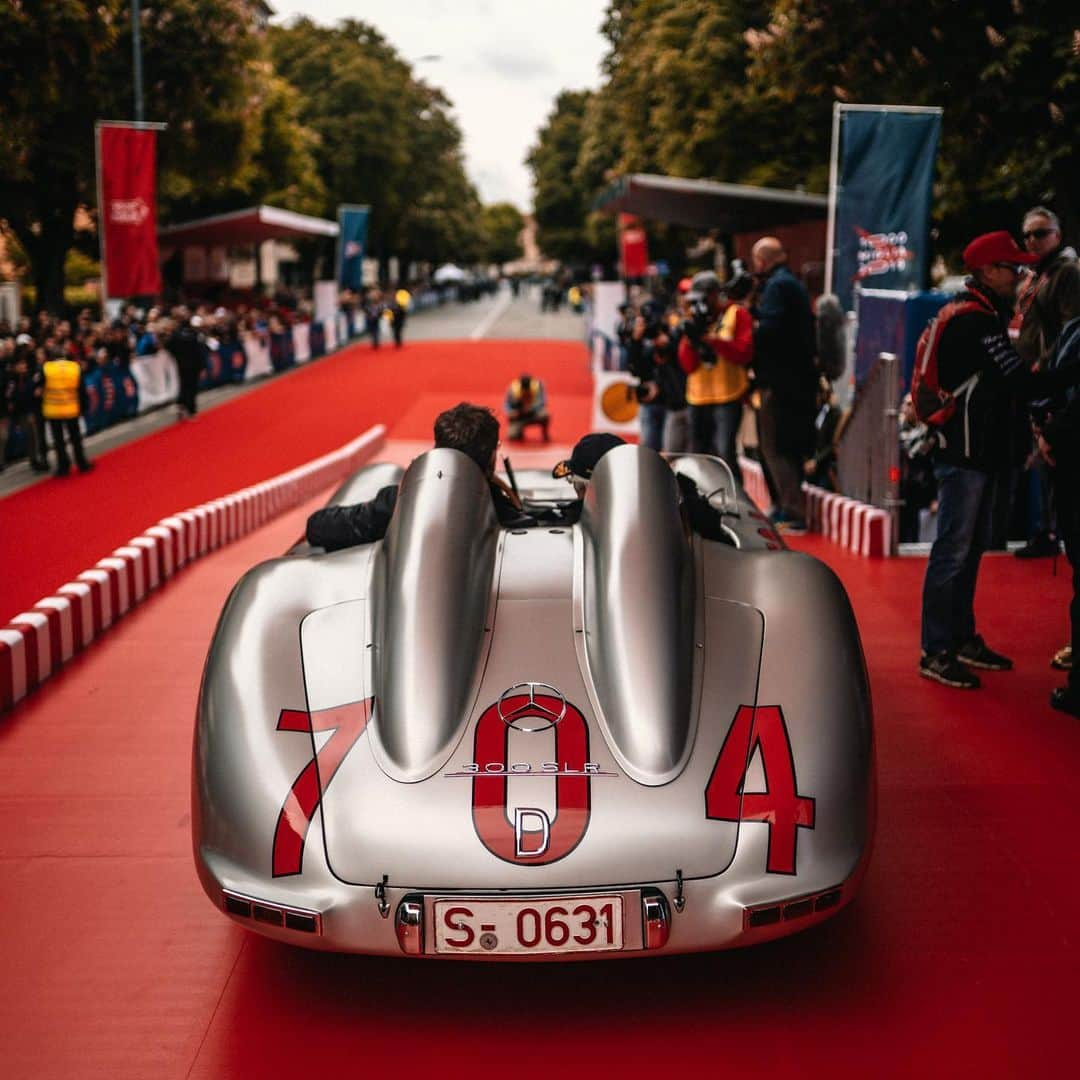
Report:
41,346,92,476
166,312,208,420
504,373,550,441
306,403,529,550
678,269,753,479
803,375,843,492
363,288,384,349
918,231,1041,688
388,287,411,348
750,237,818,533
2,342,48,473
1038,317,1080,715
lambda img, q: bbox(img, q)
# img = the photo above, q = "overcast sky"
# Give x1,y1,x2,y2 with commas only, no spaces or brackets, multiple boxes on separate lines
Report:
271,1,610,211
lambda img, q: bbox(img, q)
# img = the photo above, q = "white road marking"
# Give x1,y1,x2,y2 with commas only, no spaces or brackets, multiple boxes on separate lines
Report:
469,289,512,340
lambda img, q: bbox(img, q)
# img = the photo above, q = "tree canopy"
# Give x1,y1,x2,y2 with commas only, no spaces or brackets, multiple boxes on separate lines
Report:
528,0,1080,265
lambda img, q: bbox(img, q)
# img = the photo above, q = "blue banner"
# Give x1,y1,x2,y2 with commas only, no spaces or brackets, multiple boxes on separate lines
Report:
337,205,370,291
832,107,942,311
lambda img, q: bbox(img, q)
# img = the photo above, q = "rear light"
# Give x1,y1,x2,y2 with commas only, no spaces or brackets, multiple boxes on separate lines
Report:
743,884,844,931
221,890,322,935
395,894,425,955
641,888,671,950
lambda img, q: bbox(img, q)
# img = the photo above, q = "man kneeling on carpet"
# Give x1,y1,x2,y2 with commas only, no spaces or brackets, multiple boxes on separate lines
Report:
305,403,531,550
504,373,550,441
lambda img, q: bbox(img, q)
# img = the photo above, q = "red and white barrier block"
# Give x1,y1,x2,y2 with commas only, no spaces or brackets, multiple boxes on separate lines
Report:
0,424,386,713
737,456,891,558
802,484,892,558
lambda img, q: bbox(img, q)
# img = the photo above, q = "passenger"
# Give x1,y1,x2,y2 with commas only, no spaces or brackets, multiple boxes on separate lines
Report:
305,403,529,551
551,432,626,501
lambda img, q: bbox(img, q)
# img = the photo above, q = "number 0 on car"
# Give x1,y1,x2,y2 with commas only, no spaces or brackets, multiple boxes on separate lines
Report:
434,896,624,955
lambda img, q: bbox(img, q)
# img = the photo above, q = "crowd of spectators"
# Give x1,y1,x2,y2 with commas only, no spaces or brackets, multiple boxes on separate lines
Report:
615,237,825,534
901,208,1079,715
0,282,432,470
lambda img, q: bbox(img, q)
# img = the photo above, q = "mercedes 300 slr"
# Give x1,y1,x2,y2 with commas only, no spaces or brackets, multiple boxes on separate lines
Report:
193,444,874,959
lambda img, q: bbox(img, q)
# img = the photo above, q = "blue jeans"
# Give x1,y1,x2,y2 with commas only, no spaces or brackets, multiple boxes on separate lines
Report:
690,402,743,483
920,463,994,654
640,402,666,451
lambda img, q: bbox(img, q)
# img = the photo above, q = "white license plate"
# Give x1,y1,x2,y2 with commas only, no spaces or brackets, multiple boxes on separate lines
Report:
432,896,624,956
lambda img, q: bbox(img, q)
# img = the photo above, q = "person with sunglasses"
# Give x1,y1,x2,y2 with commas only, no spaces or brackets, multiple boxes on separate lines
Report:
1017,207,1080,373
1015,208,1080,663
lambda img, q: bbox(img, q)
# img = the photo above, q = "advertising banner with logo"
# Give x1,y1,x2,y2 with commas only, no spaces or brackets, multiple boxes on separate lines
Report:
826,105,942,312
97,122,162,298
337,205,370,290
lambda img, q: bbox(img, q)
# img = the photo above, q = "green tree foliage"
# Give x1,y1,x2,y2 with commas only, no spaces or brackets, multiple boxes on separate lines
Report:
743,0,1080,248
479,202,525,266
528,90,612,263
0,1,120,312
0,0,324,311
533,0,1079,264
269,17,483,274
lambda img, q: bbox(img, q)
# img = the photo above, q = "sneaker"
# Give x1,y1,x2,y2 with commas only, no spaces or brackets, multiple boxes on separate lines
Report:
957,635,1013,671
1049,686,1080,717
1015,533,1060,558
776,517,808,536
919,651,981,689
78,461,94,473
54,467,70,478
1051,644,1073,671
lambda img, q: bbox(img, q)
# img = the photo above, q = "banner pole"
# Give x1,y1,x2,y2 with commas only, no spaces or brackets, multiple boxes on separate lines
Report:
824,101,842,300
95,122,109,316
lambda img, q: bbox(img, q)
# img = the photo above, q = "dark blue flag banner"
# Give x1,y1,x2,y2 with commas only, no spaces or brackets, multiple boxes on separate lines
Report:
827,105,942,312
337,204,370,290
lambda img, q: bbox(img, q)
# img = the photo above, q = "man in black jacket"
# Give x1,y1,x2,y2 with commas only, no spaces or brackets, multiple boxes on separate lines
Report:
919,231,1041,688
166,313,208,419
1040,319,1080,715
750,238,818,532
306,402,529,550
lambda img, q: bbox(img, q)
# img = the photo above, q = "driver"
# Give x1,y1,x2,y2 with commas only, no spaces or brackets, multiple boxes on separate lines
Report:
305,402,530,551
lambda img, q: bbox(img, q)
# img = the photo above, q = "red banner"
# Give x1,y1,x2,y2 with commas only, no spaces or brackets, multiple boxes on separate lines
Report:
99,124,161,297
619,213,649,279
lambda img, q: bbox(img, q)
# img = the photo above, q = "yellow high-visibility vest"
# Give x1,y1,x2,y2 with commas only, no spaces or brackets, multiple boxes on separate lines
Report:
42,359,81,419
686,305,748,406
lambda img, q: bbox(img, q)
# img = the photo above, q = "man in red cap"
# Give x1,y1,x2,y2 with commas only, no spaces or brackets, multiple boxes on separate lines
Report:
919,231,1040,688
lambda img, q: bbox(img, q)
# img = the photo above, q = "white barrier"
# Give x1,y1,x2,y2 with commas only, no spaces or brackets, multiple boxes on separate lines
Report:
292,321,311,364
131,350,180,412
243,330,273,380
1,423,387,712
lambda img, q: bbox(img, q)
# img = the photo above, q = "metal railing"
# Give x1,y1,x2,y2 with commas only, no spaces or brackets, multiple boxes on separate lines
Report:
835,351,901,553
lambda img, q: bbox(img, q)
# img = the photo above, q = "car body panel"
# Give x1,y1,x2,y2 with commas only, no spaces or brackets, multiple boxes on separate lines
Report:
193,445,874,957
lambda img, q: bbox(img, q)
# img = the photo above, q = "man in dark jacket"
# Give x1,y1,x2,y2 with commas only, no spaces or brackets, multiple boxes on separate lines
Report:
306,402,529,550
167,314,208,419
750,237,818,532
1014,207,1080,561
1017,207,1080,372
1040,318,1080,715
919,231,1042,688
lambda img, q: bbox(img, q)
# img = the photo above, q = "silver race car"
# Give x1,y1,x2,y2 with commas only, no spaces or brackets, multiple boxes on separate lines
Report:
193,444,874,959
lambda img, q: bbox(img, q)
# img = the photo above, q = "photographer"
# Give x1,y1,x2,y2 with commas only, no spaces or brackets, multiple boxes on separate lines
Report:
677,270,754,480
626,301,687,451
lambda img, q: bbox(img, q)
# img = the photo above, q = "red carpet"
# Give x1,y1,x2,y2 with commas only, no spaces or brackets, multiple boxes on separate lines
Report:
3,495,1076,1077
4,338,1079,1075
0,339,592,618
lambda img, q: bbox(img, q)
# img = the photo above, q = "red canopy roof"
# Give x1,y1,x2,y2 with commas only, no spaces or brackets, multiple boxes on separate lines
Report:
158,205,338,246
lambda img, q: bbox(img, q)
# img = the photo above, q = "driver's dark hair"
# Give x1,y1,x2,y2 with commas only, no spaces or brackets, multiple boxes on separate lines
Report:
434,402,500,473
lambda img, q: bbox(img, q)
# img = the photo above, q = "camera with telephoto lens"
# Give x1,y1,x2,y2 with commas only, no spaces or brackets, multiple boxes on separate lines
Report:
681,297,716,367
